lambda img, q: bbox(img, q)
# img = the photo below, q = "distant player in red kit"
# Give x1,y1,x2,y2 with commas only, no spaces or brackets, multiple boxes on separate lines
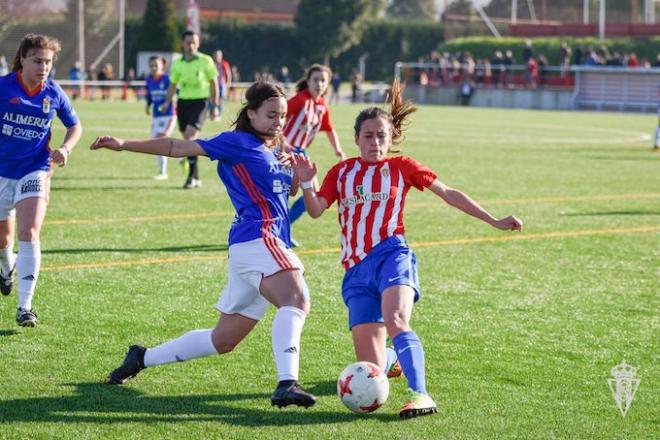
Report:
283,64,345,243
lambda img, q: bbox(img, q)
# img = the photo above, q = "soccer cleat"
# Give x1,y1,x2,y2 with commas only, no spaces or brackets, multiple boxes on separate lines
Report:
183,178,202,189
399,389,438,419
16,308,37,327
154,173,168,180
387,358,403,378
107,345,146,385
271,380,316,408
0,266,14,296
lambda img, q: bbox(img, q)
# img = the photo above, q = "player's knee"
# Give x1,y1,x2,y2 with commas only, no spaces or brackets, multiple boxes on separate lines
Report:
383,311,410,335
17,227,40,242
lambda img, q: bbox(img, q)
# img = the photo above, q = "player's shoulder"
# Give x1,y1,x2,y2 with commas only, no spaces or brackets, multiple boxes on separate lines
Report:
218,131,263,148
43,78,69,99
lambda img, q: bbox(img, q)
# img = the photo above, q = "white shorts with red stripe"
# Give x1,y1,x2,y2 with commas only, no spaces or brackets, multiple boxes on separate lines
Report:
150,115,176,138
215,238,308,320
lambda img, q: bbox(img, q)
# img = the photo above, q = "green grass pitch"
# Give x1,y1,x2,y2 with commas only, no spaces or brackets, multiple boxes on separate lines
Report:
0,99,658,439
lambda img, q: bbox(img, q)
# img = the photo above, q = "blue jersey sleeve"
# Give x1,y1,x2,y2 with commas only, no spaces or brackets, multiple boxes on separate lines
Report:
197,131,261,161
55,84,79,127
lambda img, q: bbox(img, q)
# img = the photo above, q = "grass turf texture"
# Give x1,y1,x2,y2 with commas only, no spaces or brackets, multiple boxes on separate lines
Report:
0,100,658,439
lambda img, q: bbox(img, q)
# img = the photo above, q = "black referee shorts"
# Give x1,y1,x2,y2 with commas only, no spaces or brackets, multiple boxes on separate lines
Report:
177,98,208,132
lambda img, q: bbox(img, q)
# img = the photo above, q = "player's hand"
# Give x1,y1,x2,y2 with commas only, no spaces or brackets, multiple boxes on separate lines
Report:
158,101,170,113
145,106,151,115
291,153,317,182
90,135,125,151
51,146,70,167
336,150,347,161
493,215,523,231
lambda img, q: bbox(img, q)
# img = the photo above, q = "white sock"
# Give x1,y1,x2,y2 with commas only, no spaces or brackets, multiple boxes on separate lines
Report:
157,156,168,174
0,244,15,275
271,306,306,382
17,240,40,310
385,346,398,373
143,328,217,367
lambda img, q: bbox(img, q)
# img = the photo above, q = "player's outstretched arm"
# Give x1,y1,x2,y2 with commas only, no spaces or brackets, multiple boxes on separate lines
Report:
291,154,328,218
428,179,523,231
327,129,346,161
90,136,206,158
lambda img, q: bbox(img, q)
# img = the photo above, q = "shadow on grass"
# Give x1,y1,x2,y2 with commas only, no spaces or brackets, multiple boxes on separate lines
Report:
0,382,397,426
561,210,660,217
42,244,229,255
0,329,18,336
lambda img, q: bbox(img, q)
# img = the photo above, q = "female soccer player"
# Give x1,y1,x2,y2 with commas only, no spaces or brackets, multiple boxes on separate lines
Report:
291,80,523,418
91,81,316,408
0,33,82,327
284,64,345,232
145,56,176,179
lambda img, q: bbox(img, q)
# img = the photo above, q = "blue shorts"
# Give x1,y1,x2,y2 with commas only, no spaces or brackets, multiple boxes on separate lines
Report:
341,235,420,329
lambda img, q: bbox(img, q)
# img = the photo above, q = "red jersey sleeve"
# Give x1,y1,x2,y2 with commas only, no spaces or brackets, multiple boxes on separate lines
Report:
320,98,334,132
398,156,437,191
317,162,341,206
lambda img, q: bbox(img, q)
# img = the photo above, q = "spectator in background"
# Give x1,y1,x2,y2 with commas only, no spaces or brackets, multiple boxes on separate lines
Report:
229,65,240,101
525,56,538,89
491,51,504,88
98,63,114,101
459,77,475,105
330,71,341,103
522,39,533,63
350,68,362,103
211,50,232,121
277,65,291,86
627,53,640,68
537,55,548,87
68,61,84,100
503,50,514,88
0,55,8,76
559,42,572,78
572,46,584,66
606,52,623,66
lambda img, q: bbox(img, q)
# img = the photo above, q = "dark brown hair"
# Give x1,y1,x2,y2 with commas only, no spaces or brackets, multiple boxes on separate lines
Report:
295,64,332,96
353,79,417,153
233,81,287,142
11,33,61,72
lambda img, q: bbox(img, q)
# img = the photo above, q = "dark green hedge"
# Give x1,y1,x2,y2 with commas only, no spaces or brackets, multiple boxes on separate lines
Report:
193,18,444,82
439,36,660,65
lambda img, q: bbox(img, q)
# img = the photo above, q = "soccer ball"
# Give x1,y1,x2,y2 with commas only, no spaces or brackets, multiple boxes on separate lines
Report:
337,361,389,413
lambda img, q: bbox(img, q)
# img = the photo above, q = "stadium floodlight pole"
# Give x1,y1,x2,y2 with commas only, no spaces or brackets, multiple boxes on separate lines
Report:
598,0,605,40
583,0,589,24
78,0,85,78
119,0,125,77
511,0,517,24
526,0,538,22
470,0,502,38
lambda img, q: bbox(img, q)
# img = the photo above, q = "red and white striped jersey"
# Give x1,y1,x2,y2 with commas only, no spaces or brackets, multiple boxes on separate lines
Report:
283,89,333,149
317,156,437,269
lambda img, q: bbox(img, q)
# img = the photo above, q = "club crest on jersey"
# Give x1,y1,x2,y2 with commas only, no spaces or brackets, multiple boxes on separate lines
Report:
42,97,50,114
357,185,364,195
381,168,390,178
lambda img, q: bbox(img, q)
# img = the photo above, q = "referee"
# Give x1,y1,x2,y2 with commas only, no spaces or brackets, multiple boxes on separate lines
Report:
160,30,219,189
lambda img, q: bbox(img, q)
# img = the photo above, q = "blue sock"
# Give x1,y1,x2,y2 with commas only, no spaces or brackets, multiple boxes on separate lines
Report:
392,331,427,394
289,196,306,224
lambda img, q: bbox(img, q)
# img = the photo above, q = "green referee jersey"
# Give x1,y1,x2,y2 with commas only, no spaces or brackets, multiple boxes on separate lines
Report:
170,52,218,100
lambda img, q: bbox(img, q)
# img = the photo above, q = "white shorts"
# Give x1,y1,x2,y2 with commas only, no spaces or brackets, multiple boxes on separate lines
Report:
151,116,176,138
216,238,309,320
0,170,49,220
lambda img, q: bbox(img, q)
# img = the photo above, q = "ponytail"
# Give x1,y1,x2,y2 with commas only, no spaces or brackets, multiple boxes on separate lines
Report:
353,78,417,153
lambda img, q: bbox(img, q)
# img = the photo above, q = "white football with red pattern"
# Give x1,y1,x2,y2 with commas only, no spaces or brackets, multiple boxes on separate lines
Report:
337,361,389,413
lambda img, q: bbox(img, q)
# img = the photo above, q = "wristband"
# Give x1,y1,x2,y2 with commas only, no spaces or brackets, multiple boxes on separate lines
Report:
300,180,314,190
